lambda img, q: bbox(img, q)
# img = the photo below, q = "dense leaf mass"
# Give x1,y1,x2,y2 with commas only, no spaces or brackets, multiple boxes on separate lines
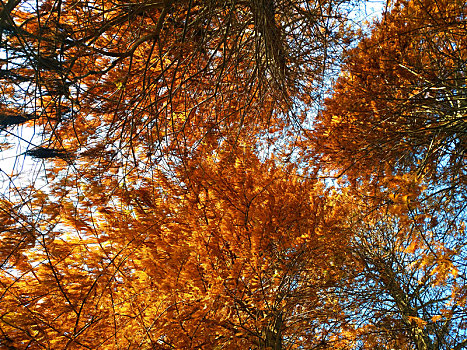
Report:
1,0,466,349
313,0,467,187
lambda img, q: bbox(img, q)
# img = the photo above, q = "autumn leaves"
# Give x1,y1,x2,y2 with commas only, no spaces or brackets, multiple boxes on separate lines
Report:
1,0,466,348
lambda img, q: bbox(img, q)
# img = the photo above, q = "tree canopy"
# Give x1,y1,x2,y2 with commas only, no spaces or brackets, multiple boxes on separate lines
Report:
1,0,466,349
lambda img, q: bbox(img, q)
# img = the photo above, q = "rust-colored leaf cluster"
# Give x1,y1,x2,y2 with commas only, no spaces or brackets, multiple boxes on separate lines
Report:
1,0,466,349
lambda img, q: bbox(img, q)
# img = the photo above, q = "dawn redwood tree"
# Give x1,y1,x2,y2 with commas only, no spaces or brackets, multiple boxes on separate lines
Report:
0,2,352,346
0,145,351,349
303,0,467,348
323,188,467,350
0,0,349,167
311,0,467,191
2,0,466,349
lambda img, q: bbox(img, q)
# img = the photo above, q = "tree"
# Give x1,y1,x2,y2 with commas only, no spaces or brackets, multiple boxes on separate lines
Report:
1,0,348,167
303,1,467,348
1,0,357,347
0,145,351,349
2,0,467,349
311,0,467,191
320,190,467,350
0,0,355,344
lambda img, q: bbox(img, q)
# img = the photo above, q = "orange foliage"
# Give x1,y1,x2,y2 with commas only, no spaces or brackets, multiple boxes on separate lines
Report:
312,0,467,187
1,0,467,349
1,146,351,348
